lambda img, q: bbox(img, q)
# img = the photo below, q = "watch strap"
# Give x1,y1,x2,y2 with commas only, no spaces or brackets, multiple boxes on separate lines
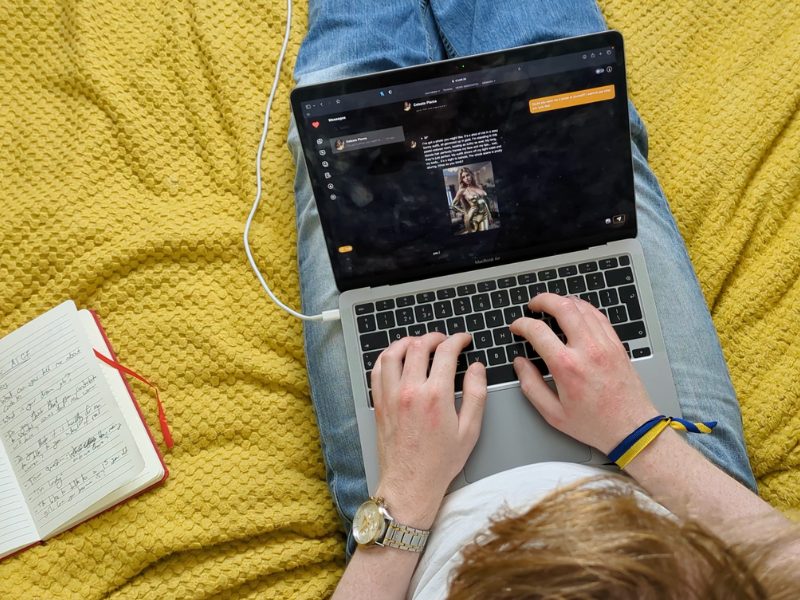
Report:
380,521,430,553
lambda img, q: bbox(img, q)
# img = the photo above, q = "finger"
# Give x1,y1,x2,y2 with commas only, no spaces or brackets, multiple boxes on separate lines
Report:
576,296,622,346
510,316,563,362
371,355,384,414
429,333,472,387
570,296,608,342
513,357,563,424
401,332,446,384
458,361,487,442
529,293,590,342
379,337,413,394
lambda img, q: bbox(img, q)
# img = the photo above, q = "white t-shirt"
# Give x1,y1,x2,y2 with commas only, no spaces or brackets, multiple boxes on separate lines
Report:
408,462,657,599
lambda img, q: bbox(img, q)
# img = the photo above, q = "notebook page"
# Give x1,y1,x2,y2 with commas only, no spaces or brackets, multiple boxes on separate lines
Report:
0,445,39,558
0,301,144,537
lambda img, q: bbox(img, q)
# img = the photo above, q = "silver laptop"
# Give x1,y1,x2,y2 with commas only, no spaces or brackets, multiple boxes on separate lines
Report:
290,31,681,493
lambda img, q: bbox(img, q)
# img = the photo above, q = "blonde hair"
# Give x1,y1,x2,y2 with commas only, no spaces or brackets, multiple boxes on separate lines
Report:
448,477,799,599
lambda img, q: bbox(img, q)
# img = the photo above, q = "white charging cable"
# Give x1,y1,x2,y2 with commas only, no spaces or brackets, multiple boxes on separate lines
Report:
243,0,340,322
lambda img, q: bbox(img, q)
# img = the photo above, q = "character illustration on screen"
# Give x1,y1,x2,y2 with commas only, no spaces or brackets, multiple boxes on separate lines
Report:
446,164,500,235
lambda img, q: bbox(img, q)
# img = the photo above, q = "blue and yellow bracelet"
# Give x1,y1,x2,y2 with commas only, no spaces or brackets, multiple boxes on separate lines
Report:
607,415,717,469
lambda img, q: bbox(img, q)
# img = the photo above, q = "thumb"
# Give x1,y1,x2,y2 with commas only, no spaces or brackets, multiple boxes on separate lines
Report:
459,361,487,445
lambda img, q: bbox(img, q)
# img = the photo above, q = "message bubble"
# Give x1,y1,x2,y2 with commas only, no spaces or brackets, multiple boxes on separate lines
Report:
421,130,503,170
528,84,615,114
330,126,405,153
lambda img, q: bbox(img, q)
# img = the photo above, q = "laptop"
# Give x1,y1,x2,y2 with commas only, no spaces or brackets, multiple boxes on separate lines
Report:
290,30,681,493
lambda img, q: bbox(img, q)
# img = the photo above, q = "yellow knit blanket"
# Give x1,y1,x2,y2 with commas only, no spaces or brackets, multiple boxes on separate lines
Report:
0,1,797,598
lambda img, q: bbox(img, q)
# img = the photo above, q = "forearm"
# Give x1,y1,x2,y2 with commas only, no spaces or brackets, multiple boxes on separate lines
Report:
332,547,421,600
624,428,790,543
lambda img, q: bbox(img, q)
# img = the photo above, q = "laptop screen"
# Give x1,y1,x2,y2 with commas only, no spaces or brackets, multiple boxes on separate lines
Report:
291,31,635,292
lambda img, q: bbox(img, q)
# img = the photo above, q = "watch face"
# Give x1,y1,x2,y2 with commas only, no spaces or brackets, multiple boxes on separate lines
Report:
353,500,385,545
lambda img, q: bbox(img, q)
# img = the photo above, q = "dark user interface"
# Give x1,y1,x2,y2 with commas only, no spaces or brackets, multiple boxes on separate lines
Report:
296,44,634,291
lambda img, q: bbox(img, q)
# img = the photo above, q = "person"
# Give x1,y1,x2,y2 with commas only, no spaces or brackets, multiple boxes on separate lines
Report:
451,166,492,233
286,1,800,598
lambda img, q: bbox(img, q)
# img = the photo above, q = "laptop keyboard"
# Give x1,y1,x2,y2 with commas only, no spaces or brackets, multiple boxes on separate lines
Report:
355,254,650,407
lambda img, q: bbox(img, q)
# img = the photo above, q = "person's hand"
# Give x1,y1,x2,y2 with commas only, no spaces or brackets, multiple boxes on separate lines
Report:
510,293,659,454
371,332,487,527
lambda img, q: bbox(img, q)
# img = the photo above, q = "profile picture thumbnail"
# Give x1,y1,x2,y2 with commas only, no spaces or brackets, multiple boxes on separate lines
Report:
403,101,412,112
335,138,346,151
443,161,500,235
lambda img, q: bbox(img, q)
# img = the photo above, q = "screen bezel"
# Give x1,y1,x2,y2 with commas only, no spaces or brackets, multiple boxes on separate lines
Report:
290,30,635,292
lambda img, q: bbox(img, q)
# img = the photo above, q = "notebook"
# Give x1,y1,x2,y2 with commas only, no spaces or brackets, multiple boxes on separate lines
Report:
0,300,168,560
291,31,681,492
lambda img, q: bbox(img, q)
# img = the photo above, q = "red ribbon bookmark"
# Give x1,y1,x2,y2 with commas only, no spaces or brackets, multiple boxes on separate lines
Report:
93,350,174,450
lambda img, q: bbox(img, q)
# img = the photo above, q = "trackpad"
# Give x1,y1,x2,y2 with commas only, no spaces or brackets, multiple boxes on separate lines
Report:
464,385,591,483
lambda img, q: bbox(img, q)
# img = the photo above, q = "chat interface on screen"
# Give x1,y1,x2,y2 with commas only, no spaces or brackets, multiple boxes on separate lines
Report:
297,44,634,290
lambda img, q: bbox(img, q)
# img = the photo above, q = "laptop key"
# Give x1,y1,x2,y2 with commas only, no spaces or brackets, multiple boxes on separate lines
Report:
466,313,485,331
558,265,577,277
510,286,529,304
355,303,375,315
486,364,517,386
415,304,434,322
396,307,414,326
474,330,493,349
493,327,512,346
446,317,466,334
547,279,568,295
578,261,598,273
416,291,436,303
453,297,472,315
408,323,426,336
363,350,382,370
436,288,456,300
388,327,406,342
599,288,619,307
506,343,525,361
360,331,389,352
604,267,634,287
434,300,453,319
396,295,415,307
619,255,631,266
472,293,490,311
586,272,605,290
477,280,497,292
466,350,487,366
357,314,377,333
618,285,642,320
538,269,557,281
490,290,511,308
427,320,446,334
518,272,537,284
456,353,468,373
487,347,506,366
485,310,504,328
566,276,587,294
632,347,652,358
599,257,618,270
608,305,628,324
376,311,395,330
498,276,516,288
528,282,547,297
524,343,538,359
580,291,600,308
532,359,550,376
503,306,522,324
375,299,395,311
457,283,477,296
613,321,647,341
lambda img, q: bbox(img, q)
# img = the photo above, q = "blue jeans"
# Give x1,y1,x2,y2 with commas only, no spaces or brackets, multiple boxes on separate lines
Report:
287,0,757,542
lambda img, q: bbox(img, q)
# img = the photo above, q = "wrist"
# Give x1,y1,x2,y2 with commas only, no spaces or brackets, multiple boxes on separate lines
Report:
375,481,444,530
620,427,688,477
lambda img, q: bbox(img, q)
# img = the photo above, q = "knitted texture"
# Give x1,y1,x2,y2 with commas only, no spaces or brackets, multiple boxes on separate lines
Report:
0,1,797,599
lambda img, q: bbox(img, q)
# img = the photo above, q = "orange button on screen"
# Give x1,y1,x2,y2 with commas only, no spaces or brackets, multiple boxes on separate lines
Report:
529,84,616,114
338,245,353,253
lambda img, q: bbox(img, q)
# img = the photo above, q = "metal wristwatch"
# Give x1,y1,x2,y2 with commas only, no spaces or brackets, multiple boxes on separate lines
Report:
352,496,431,553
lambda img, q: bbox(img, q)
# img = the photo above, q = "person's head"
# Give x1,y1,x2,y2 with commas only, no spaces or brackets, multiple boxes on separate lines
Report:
448,477,799,600
335,139,345,150
458,166,475,188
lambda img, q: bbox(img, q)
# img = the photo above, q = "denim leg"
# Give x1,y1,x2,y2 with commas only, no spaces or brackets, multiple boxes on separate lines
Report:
429,0,755,489
289,1,447,543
